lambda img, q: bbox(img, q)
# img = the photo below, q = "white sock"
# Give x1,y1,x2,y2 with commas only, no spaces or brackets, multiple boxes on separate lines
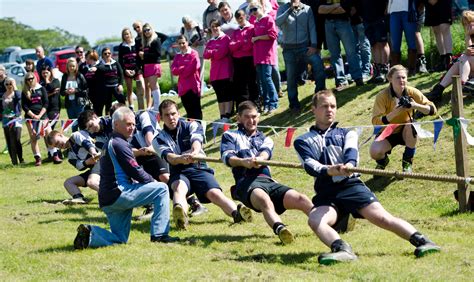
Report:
48,148,57,155
152,88,161,112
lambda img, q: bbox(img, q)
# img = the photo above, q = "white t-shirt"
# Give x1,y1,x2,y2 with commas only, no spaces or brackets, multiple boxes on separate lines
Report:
388,0,408,14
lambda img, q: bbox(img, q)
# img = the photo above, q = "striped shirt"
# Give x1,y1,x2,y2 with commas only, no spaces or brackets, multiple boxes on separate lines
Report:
67,130,100,171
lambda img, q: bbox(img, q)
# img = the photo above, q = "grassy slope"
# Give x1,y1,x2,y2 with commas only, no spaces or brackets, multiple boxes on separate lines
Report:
0,69,473,280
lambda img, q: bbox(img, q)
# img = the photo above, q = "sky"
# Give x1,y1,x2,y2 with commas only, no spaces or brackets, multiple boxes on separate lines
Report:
1,0,243,45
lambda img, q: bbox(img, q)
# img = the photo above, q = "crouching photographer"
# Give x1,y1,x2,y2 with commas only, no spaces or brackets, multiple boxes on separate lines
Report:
370,65,437,173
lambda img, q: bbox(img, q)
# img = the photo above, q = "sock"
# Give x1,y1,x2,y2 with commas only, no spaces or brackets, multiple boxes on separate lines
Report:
152,88,161,111
73,193,85,199
330,239,345,252
272,222,285,235
48,148,57,155
376,155,388,166
403,147,416,163
34,154,41,159
409,232,426,247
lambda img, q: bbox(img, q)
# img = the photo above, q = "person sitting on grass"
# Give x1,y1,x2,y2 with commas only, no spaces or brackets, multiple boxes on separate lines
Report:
46,130,101,205
220,101,313,244
294,90,440,265
73,107,179,250
370,65,436,173
152,99,253,230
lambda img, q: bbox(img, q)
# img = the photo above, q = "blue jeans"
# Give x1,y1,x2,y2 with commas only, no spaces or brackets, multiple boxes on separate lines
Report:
283,47,326,109
325,19,362,85
88,181,170,248
66,101,84,119
256,64,278,110
390,11,416,52
352,23,372,77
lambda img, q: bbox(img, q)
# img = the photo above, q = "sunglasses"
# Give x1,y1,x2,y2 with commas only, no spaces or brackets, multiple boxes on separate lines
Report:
76,51,83,54
26,78,34,81
103,52,111,55
5,83,12,86
249,7,258,13
143,28,151,32
133,26,140,30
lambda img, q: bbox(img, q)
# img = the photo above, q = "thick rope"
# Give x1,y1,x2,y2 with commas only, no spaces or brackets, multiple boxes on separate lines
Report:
193,156,473,185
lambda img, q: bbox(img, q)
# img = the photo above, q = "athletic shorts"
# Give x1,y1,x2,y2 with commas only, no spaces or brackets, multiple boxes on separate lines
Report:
137,154,169,181
211,79,234,103
378,124,417,150
169,166,221,203
235,176,291,215
144,63,162,78
124,70,144,81
364,18,389,46
416,7,425,32
78,163,100,184
313,178,379,218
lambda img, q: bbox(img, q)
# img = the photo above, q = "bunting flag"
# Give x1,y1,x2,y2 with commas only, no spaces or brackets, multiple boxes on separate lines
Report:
460,118,474,146
212,123,220,144
375,124,398,142
62,119,75,132
49,113,59,130
222,123,230,132
285,127,296,147
39,121,45,137
6,117,21,127
271,126,279,136
446,117,461,141
433,120,444,149
201,120,207,143
412,122,434,138
156,113,161,123
373,125,383,136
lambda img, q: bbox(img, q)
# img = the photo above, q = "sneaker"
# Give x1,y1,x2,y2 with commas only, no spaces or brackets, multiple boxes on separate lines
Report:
151,234,180,243
2,146,8,154
402,160,413,173
52,155,62,164
234,203,253,223
189,202,209,217
334,83,349,92
73,224,90,250
34,156,42,166
415,242,441,258
354,78,364,87
332,214,356,233
277,226,295,245
375,156,390,170
137,205,154,221
173,204,188,230
318,241,357,265
263,108,270,115
463,80,474,92
62,197,87,205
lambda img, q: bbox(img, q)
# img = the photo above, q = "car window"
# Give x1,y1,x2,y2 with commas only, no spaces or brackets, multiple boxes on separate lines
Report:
20,53,37,62
59,53,75,60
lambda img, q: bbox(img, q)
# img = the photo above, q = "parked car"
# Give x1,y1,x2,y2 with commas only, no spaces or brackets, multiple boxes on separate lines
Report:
49,46,74,53
160,33,180,61
0,46,22,63
0,62,18,71
49,49,76,73
7,49,37,64
94,42,120,60
7,64,27,89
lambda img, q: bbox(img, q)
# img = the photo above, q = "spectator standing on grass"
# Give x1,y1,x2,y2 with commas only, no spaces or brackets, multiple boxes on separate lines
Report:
221,101,313,245
96,47,126,113
355,0,390,84
250,1,279,114
72,107,179,250
153,100,253,230
171,35,203,120
60,58,89,119
349,3,372,81
80,50,103,116
219,1,239,36
427,10,474,101
22,72,48,166
318,0,364,91
181,16,207,96
132,21,148,109
424,0,453,71
1,77,23,165
139,23,162,111
75,45,86,68
46,129,100,205
35,46,53,83
294,90,441,265
414,3,429,74
370,65,436,173
203,0,221,38
119,27,145,110
203,19,234,122
276,0,326,113
25,59,40,82
40,65,62,164
230,9,259,107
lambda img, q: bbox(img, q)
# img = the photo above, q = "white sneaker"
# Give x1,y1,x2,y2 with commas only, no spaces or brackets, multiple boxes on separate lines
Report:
62,197,87,205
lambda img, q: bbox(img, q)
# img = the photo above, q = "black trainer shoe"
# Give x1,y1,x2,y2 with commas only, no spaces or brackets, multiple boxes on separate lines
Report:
318,240,358,265
173,204,188,230
189,202,209,217
233,203,253,223
74,224,91,250
375,156,390,170
151,234,180,243
410,232,441,258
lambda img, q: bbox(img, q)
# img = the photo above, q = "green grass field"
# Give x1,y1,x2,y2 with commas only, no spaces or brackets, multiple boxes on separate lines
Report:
1,70,473,280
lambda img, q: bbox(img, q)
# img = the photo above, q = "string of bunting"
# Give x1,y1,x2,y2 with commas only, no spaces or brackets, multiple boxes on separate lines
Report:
6,111,474,148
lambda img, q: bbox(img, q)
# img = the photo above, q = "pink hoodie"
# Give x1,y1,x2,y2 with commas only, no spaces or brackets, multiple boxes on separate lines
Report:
229,24,254,58
252,15,278,66
203,34,233,81
171,48,201,97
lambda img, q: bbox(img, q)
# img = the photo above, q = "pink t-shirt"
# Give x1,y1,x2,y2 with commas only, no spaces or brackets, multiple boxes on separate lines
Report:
252,15,278,66
203,34,233,81
229,24,254,58
171,48,201,97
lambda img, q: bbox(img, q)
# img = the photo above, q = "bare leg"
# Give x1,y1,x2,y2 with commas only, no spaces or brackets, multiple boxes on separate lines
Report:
307,205,339,247
86,173,100,192
64,175,86,197
282,189,313,215
205,188,237,217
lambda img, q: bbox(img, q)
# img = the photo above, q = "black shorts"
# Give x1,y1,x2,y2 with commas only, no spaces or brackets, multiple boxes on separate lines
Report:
169,167,221,203
137,155,169,181
313,178,379,218
235,176,291,215
378,124,417,150
364,18,389,46
424,1,452,27
416,7,425,32
211,79,234,103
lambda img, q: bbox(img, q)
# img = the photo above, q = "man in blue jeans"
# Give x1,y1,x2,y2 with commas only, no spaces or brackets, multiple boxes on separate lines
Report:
73,107,179,250
317,0,363,91
277,0,326,113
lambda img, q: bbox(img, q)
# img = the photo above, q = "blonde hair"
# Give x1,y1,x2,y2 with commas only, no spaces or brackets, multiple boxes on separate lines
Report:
387,64,408,80
66,58,78,76
142,23,158,47
22,72,37,100
462,10,474,29
312,89,336,107
121,27,132,42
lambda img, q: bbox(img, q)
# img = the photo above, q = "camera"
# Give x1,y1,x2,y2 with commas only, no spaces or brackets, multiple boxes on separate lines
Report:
398,95,412,108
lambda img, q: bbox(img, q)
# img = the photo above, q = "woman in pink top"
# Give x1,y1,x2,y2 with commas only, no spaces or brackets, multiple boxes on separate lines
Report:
230,9,258,108
171,35,202,120
250,2,278,114
203,19,234,121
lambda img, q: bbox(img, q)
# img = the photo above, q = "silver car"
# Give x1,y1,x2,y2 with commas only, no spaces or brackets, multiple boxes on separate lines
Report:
7,64,27,89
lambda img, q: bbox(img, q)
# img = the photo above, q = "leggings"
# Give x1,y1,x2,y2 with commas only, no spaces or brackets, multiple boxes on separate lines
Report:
3,126,23,165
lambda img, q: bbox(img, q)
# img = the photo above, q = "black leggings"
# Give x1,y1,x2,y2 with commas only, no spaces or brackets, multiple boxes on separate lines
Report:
233,56,259,106
92,86,126,117
3,126,23,165
181,90,203,120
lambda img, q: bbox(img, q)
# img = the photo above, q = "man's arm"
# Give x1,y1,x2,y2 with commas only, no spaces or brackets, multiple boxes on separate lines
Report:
111,139,155,183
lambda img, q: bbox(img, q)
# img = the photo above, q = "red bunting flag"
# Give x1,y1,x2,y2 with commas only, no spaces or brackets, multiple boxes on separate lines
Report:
156,113,161,123
375,124,399,142
285,127,296,147
39,122,45,137
62,119,74,132
223,123,230,132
